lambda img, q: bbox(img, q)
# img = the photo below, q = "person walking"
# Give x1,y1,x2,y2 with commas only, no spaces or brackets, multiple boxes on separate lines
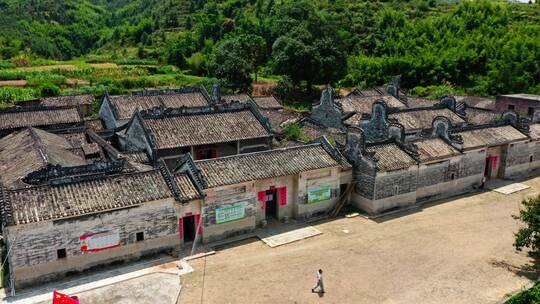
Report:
311,269,325,293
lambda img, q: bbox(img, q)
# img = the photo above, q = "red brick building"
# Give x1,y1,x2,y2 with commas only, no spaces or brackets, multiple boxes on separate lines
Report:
495,94,540,116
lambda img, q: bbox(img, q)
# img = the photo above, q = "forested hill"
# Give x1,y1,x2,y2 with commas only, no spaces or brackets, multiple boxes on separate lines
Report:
1,0,540,96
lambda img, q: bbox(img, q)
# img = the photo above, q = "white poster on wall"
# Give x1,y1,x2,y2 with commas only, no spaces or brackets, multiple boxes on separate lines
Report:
80,226,121,254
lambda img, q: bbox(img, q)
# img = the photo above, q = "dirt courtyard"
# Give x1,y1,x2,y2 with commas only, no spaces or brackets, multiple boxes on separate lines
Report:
180,177,540,304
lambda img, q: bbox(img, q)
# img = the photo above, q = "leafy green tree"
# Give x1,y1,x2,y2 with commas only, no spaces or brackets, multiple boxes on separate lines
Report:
238,34,266,81
514,195,540,257
210,38,252,92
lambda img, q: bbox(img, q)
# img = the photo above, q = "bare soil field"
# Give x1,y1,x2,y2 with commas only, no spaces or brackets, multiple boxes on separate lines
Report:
180,178,540,304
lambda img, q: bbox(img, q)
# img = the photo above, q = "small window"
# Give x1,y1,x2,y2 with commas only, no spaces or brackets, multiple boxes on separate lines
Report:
57,248,67,259
530,155,534,163
393,185,399,196
528,107,535,116
510,144,514,147
136,232,144,242
450,173,455,180
508,104,515,110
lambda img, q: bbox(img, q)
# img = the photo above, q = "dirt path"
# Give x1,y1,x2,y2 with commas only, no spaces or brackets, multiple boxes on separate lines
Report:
180,177,540,304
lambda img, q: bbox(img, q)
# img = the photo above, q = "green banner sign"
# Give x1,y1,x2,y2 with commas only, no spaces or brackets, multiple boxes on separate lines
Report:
307,186,332,204
216,202,246,224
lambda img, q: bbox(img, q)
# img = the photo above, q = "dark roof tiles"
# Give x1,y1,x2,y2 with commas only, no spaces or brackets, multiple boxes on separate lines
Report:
110,92,209,120
3,170,200,225
144,110,272,149
366,143,416,172
196,144,346,188
0,107,82,131
458,125,528,150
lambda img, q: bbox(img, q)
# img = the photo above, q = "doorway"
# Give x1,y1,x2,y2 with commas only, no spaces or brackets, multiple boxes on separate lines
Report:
183,215,196,242
265,189,278,219
484,157,493,178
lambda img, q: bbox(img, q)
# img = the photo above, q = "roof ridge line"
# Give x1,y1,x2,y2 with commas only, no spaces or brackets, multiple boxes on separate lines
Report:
194,144,322,163
27,127,49,165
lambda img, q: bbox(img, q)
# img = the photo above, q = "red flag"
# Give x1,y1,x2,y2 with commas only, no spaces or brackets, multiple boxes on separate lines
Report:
53,290,79,304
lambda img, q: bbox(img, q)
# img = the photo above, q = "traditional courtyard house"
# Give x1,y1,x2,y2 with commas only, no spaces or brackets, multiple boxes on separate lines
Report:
343,127,418,215
388,107,466,138
0,167,203,289
175,140,351,243
120,102,273,168
341,106,532,214
40,95,95,117
455,125,529,179
495,94,540,116
0,106,83,138
99,86,212,129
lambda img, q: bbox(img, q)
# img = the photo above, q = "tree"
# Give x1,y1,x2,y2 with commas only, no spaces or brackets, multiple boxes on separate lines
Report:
514,195,540,257
238,34,266,81
210,38,252,92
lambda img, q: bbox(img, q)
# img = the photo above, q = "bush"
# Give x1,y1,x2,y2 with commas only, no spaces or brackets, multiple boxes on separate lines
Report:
283,122,309,141
506,282,540,304
11,54,31,67
0,87,38,103
273,75,294,101
39,82,60,97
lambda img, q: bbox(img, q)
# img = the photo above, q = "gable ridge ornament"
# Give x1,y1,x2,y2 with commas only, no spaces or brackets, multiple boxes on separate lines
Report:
310,84,343,129
343,127,366,166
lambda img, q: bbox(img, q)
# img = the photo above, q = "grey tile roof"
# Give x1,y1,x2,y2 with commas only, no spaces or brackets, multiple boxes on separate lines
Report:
413,138,461,162
0,107,82,131
391,108,465,131
340,95,406,114
222,94,253,103
455,96,495,110
1,170,200,225
464,107,499,125
366,143,417,172
405,97,437,108
196,144,347,188
144,110,272,149
457,125,528,150
301,120,346,145
110,92,210,120
253,96,282,109
260,109,301,133
0,128,87,189
121,151,150,164
84,118,105,132
529,124,540,140
40,94,94,107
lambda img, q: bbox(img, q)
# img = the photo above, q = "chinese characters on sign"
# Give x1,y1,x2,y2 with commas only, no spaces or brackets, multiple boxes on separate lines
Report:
216,202,246,224
80,227,120,253
307,186,332,204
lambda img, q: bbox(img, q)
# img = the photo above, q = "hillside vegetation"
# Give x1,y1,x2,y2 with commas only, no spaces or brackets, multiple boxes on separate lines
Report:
0,0,540,100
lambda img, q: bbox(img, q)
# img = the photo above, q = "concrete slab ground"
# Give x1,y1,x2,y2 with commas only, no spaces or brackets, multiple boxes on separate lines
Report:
179,177,540,304
492,182,530,195
258,226,322,248
3,255,181,304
